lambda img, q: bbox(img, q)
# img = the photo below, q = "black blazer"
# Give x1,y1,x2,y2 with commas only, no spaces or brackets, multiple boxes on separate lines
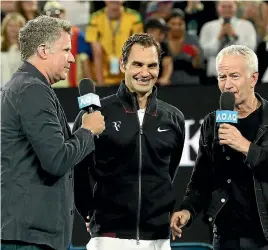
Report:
1,62,94,250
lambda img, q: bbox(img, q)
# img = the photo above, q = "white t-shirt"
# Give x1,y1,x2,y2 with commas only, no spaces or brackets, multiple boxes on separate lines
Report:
137,108,146,126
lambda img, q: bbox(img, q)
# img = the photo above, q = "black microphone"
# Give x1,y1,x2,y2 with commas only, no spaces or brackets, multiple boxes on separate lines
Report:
223,17,231,42
220,91,235,111
216,92,238,152
77,78,101,113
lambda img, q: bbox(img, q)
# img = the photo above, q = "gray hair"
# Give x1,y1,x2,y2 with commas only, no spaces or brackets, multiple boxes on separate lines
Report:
19,15,72,61
216,45,258,77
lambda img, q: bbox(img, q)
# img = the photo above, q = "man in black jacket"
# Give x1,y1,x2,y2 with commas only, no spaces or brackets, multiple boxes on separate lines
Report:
73,33,185,250
1,16,105,250
171,45,268,250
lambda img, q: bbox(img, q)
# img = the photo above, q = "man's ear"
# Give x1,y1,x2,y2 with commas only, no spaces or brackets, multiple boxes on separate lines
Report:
120,58,125,73
36,44,50,59
251,72,259,88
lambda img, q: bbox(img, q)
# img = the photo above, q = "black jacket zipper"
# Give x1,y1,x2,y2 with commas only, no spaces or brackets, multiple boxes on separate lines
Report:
136,105,146,245
136,125,143,245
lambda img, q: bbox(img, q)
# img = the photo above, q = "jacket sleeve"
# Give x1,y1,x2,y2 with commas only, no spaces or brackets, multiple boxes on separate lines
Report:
174,119,213,222
245,141,268,176
18,83,95,177
73,110,95,221
169,113,185,182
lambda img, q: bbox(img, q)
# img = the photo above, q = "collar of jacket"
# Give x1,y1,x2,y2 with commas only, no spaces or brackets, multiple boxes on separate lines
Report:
116,81,157,116
256,92,268,128
19,61,50,86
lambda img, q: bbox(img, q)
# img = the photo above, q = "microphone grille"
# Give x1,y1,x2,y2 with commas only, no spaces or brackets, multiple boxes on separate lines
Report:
78,78,96,96
220,92,235,110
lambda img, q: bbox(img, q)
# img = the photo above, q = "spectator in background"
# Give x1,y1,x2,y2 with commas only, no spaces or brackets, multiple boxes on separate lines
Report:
15,0,40,22
256,2,268,84
91,1,142,16
43,1,93,88
57,0,90,27
144,18,173,86
86,0,143,87
166,9,203,85
1,1,16,22
238,1,268,42
43,1,66,19
200,0,257,85
173,1,218,38
1,13,26,87
145,1,174,20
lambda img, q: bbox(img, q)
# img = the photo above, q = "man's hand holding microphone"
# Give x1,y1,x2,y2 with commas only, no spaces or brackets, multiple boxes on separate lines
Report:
218,123,250,155
82,111,105,136
78,78,105,136
217,92,250,155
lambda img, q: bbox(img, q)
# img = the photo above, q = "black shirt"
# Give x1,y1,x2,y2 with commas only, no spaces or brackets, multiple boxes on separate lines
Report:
216,107,264,237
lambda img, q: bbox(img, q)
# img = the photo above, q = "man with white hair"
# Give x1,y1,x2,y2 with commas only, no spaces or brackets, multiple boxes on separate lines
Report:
170,45,268,250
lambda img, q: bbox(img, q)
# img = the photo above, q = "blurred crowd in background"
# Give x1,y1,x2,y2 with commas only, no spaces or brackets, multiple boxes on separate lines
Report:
1,0,268,88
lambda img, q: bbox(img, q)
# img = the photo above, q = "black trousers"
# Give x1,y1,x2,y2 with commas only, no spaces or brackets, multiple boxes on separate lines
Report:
213,234,268,250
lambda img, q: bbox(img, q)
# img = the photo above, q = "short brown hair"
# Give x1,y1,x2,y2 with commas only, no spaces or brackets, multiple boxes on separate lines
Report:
121,33,161,65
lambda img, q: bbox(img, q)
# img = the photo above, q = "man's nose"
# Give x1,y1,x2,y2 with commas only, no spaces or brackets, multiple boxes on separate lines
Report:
225,77,233,90
140,66,150,77
69,52,75,63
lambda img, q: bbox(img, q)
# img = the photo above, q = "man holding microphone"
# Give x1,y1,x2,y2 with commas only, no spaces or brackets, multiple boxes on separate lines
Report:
171,45,268,250
1,15,105,250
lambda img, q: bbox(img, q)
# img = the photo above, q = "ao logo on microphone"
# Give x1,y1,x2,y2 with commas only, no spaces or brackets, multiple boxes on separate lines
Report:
216,110,238,124
78,93,101,109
